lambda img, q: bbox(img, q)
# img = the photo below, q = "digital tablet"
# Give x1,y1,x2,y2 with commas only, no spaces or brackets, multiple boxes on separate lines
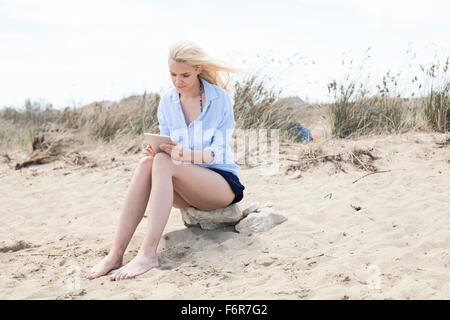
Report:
144,133,174,153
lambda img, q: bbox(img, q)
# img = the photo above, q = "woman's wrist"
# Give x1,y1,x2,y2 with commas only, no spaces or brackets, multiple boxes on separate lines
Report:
187,149,214,164
188,150,199,163
203,149,214,164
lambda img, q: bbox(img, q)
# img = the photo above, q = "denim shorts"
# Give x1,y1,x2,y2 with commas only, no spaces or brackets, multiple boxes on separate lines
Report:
207,168,245,206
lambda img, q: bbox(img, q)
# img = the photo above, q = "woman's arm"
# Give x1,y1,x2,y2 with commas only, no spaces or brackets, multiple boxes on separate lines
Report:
157,98,170,136
203,94,235,165
160,143,213,164
190,149,214,164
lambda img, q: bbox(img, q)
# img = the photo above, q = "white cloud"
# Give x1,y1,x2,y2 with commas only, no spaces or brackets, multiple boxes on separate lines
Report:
1,0,163,27
343,0,450,26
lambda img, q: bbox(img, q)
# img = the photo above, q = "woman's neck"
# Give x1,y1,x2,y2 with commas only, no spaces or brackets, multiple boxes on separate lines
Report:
180,78,201,99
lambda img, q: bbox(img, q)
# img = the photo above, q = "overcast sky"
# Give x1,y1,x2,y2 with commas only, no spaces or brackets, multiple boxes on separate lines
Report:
1,0,449,109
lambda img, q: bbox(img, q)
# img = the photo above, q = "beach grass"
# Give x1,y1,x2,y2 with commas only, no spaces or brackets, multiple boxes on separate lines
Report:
1,57,449,152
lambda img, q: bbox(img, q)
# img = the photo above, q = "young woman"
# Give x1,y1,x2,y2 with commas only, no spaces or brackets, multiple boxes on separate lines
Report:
85,40,245,281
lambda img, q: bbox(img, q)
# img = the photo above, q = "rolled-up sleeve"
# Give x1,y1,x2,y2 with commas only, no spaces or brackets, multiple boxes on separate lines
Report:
204,94,235,165
157,98,170,136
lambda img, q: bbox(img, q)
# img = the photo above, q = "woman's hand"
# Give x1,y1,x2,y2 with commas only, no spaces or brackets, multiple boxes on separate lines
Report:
143,144,155,157
160,141,192,163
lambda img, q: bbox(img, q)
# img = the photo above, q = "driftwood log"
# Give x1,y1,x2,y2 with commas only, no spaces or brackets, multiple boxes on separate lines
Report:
14,135,91,169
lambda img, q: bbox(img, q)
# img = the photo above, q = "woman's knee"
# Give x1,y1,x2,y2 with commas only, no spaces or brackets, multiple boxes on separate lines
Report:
138,156,154,171
152,152,172,170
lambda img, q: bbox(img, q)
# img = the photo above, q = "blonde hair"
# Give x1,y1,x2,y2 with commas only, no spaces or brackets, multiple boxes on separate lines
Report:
169,40,243,91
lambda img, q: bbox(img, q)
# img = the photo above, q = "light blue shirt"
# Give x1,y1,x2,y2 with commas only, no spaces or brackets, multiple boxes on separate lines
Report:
157,77,240,177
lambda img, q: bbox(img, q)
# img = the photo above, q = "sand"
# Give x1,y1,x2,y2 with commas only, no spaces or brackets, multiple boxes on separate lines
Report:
0,131,449,300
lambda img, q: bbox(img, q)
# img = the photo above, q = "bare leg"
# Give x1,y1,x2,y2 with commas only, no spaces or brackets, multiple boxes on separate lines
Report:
110,153,234,281
86,155,191,279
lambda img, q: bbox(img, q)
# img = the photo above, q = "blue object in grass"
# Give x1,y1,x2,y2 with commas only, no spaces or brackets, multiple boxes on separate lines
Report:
293,124,313,142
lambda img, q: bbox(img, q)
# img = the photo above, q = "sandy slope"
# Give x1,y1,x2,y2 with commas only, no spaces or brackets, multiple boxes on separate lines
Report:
0,132,449,299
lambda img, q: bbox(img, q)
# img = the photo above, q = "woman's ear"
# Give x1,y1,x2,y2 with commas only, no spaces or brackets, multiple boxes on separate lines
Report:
195,65,203,75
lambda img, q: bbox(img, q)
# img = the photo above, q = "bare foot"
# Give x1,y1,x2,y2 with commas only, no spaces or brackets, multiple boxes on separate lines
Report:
85,253,123,279
110,252,159,281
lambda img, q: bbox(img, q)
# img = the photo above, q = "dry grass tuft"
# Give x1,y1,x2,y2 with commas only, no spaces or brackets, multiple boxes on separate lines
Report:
434,136,450,148
61,151,96,167
285,144,380,175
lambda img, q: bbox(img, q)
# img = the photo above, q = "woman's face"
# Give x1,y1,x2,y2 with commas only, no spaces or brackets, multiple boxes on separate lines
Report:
168,58,202,93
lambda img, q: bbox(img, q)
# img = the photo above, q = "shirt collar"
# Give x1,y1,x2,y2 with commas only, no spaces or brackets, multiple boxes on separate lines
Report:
170,77,218,108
